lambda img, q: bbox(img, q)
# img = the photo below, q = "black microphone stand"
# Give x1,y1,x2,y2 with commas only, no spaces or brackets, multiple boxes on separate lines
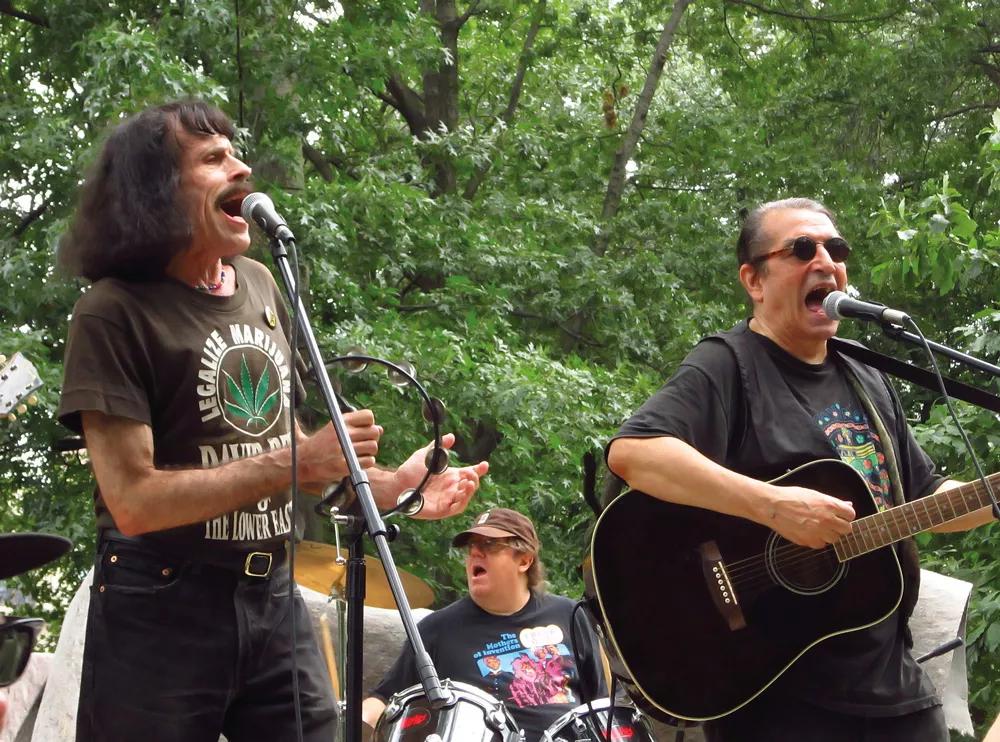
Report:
881,323,1000,379
267,234,450,742
877,318,1000,520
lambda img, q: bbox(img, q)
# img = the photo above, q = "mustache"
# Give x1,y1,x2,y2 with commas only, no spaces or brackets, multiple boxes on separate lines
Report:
215,180,256,206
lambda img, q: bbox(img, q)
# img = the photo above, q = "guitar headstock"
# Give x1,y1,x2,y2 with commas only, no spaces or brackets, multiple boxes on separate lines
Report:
0,352,42,417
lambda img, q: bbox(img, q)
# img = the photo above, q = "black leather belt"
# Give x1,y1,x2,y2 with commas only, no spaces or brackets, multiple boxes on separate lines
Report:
99,529,287,579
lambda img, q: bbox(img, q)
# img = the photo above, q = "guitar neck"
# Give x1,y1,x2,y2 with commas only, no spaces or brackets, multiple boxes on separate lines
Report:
836,472,1000,560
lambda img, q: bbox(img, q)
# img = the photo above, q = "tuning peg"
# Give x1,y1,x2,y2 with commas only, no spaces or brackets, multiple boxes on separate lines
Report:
27,395,38,406
6,413,15,422
0,355,6,365
16,404,27,415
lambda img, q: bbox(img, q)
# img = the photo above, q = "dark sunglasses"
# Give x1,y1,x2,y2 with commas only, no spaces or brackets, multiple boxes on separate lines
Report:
752,235,851,265
0,617,43,686
461,537,515,555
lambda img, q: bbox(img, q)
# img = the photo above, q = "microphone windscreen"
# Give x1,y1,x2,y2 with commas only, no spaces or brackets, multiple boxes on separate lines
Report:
822,290,848,321
240,192,272,225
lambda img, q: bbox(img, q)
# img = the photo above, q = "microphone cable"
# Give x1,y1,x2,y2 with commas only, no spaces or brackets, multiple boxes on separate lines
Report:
904,316,999,519
286,232,306,742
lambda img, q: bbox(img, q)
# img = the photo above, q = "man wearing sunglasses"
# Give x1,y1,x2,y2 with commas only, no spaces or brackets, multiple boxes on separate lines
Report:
0,532,72,732
361,508,606,741
606,198,994,741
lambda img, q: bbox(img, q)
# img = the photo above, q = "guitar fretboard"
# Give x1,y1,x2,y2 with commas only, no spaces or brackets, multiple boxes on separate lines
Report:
834,472,1000,561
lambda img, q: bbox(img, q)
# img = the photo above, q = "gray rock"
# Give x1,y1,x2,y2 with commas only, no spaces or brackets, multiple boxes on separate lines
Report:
1,652,49,742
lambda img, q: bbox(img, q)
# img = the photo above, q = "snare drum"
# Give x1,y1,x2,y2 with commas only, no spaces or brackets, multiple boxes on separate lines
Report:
374,679,523,742
541,697,655,742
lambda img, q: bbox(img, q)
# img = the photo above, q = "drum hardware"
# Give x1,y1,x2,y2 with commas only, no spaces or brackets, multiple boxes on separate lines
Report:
376,680,523,742
293,539,434,609
541,697,656,742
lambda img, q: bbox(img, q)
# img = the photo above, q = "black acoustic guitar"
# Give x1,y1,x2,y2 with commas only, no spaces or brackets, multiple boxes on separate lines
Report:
588,458,998,723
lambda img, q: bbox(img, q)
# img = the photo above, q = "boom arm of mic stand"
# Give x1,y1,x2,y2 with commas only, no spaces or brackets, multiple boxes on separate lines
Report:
880,324,1000,379
266,237,450,735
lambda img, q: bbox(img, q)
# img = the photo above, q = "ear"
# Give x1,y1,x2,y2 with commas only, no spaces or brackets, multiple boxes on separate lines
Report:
517,552,533,574
739,262,765,305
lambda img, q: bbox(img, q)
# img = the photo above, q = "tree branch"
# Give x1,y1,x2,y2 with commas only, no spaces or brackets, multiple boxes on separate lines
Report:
724,0,904,24
301,141,334,182
0,1,49,27
463,0,546,200
456,0,483,29
931,103,1000,122
383,73,428,137
511,309,604,347
595,0,692,257
9,200,48,238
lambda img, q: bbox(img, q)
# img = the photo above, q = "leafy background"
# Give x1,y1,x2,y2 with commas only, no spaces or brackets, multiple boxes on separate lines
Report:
1,0,999,736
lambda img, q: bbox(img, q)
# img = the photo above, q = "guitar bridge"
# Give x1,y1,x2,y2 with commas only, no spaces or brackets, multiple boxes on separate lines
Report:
699,541,746,631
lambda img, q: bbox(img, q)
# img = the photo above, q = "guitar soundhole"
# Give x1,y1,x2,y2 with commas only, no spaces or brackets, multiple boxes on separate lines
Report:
764,533,847,595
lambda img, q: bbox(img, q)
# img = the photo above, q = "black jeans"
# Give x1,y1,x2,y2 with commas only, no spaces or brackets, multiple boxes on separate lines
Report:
702,696,948,742
76,539,338,742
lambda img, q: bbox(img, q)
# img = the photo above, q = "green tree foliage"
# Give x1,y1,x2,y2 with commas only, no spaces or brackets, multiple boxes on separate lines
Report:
1,0,999,729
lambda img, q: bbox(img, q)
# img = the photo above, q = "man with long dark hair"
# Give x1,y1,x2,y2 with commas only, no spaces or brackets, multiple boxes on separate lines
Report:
57,99,488,742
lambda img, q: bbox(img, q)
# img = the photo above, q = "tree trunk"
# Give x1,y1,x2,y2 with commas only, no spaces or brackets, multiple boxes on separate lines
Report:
463,0,546,201
421,0,460,194
593,0,692,257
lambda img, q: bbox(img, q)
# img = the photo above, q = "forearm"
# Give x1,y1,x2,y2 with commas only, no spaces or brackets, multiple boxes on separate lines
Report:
86,409,380,537
607,436,777,526
367,466,405,510
361,697,386,729
99,445,302,536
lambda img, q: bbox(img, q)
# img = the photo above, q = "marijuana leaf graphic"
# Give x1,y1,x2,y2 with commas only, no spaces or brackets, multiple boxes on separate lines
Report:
223,354,279,427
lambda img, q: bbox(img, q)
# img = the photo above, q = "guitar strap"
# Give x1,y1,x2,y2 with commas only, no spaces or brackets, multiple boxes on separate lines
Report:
836,354,921,646
829,337,1000,414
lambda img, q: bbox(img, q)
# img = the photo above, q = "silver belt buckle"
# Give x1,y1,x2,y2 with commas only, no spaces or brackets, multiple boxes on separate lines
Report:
244,551,273,577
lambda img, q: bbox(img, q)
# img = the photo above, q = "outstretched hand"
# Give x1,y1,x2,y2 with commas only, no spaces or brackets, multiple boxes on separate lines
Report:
394,433,489,520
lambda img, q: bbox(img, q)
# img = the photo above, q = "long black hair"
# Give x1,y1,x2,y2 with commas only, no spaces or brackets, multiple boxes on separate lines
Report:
58,100,235,282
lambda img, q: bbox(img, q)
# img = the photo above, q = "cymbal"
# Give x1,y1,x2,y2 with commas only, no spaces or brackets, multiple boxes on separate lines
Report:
293,541,435,610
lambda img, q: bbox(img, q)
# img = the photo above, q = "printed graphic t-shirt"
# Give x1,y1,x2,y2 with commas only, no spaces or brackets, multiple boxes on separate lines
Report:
58,256,299,558
608,324,943,716
371,593,607,742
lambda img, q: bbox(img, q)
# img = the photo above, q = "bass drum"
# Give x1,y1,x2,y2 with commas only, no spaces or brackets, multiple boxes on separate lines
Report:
541,697,656,742
374,679,523,742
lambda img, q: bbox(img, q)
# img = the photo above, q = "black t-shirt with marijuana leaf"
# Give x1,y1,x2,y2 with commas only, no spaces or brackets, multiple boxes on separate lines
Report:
59,255,301,558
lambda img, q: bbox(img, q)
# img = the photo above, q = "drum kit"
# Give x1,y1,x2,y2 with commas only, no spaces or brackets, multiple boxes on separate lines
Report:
293,540,435,609
372,684,657,742
294,542,663,741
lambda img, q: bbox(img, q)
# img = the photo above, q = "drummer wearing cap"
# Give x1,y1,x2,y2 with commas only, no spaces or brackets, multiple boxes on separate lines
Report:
0,533,72,731
362,508,606,741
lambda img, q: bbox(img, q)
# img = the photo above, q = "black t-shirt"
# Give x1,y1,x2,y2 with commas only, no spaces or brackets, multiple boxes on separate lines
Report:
58,256,300,558
371,593,607,742
608,324,944,717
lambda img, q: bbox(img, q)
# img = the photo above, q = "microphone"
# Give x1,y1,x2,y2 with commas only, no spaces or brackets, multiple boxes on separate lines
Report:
822,290,910,326
241,192,295,243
